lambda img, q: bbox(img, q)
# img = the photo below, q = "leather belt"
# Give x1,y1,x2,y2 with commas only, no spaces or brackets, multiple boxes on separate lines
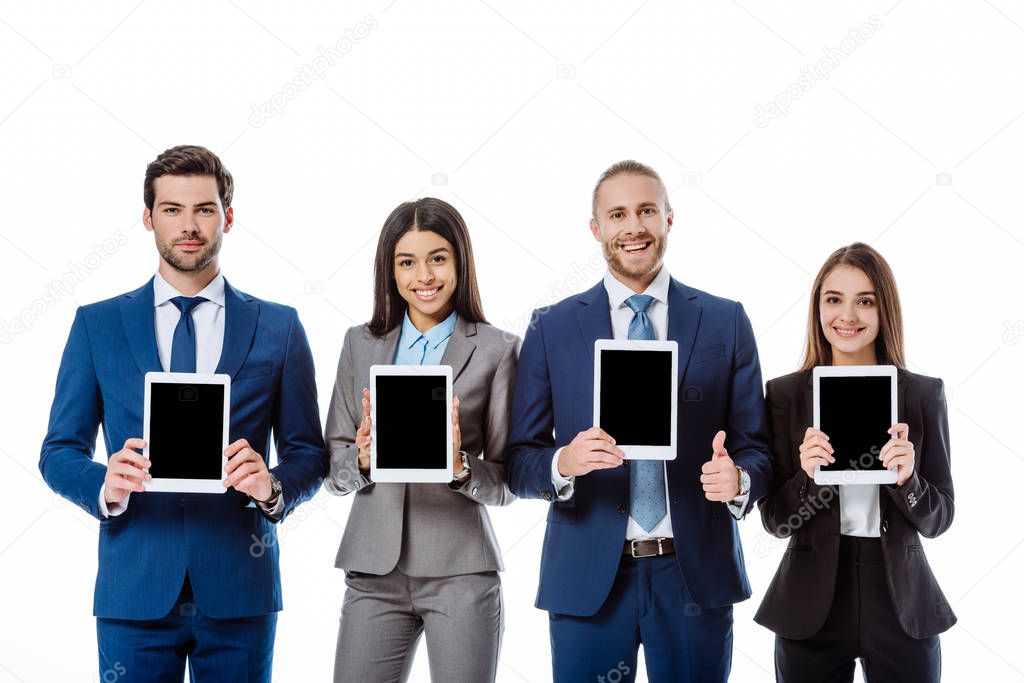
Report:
623,538,675,558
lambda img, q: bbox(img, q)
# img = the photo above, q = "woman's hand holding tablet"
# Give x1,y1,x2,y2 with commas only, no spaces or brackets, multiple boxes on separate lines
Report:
880,422,915,486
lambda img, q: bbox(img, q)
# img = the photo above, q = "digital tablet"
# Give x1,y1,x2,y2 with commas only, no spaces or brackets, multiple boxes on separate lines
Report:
370,365,453,483
593,339,678,460
813,365,898,485
143,372,230,493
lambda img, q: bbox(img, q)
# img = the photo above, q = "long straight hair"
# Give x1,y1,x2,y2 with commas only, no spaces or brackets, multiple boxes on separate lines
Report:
367,197,487,337
800,242,905,371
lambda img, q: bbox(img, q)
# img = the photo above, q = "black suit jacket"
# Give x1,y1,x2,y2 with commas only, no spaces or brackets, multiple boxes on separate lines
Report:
754,368,956,640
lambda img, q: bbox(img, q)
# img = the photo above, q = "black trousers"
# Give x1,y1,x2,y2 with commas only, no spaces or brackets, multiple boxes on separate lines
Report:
775,536,941,683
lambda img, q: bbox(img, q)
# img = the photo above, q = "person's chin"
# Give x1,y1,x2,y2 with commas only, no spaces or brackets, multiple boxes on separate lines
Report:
408,297,453,317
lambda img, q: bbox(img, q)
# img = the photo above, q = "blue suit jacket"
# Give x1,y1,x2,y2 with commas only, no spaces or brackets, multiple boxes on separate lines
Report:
40,278,328,620
506,277,773,616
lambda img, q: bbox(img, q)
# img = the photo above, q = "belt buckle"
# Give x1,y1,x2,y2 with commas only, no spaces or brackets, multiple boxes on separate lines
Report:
630,539,662,558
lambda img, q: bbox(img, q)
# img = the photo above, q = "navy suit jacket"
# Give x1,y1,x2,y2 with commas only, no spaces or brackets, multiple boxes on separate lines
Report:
40,278,328,620
506,277,773,616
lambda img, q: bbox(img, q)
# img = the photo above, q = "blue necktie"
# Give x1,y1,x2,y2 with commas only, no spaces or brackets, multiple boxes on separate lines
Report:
624,294,667,532
170,296,207,373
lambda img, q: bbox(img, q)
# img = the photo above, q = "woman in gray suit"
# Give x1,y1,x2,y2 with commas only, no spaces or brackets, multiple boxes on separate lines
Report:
325,197,518,683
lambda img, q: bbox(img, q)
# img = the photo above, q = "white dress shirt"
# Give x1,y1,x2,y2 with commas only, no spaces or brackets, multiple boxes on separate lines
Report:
839,484,881,537
100,272,280,518
550,267,747,540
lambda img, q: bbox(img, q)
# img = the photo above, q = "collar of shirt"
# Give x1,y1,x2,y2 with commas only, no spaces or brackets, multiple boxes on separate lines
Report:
153,271,226,308
399,309,458,354
602,264,671,312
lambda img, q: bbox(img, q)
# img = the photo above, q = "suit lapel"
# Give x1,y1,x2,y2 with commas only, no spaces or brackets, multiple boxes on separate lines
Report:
666,278,702,384
119,278,162,375
440,317,477,382
370,324,402,368
214,280,259,379
575,281,613,366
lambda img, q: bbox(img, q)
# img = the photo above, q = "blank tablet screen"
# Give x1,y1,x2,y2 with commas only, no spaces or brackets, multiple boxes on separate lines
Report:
375,375,447,469
599,349,672,446
148,382,225,479
818,376,891,472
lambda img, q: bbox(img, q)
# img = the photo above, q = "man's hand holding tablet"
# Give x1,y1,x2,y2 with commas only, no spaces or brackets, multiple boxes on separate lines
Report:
223,439,275,502
103,438,152,505
556,427,624,477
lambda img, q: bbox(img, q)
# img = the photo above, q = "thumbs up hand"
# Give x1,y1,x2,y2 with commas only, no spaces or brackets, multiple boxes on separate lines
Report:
701,430,740,501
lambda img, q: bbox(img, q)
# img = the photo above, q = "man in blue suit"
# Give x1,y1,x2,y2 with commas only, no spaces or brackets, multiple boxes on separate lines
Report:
39,145,328,682
506,160,773,682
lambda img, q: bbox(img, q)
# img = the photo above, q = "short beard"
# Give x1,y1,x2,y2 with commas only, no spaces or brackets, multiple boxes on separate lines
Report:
157,233,222,273
602,235,667,282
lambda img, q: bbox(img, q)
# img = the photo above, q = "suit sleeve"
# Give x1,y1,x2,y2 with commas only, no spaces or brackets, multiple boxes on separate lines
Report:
883,378,955,538
269,309,329,520
757,379,824,537
323,327,372,495
39,308,108,520
453,337,518,506
725,302,774,517
505,310,562,500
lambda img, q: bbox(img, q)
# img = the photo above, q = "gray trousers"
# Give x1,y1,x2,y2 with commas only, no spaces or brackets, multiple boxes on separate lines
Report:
333,567,503,683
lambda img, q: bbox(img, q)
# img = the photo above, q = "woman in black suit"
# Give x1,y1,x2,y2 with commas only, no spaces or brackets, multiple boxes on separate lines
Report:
756,243,955,682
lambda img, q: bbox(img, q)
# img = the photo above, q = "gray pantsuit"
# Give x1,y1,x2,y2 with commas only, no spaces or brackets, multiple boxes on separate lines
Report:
325,318,518,683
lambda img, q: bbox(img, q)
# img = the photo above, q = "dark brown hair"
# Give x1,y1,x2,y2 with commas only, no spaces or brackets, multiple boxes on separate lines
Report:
144,145,234,210
800,242,905,370
367,197,487,337
592,159,672,218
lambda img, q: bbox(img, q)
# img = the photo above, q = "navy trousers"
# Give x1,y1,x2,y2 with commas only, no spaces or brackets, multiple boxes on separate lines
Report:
549,554,733,683
96,575,277,683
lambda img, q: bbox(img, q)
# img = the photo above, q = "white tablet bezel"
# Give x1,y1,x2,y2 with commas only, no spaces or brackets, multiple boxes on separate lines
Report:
370,364,453,483
143,372,230,494
593,339,678,460
813,364,898,485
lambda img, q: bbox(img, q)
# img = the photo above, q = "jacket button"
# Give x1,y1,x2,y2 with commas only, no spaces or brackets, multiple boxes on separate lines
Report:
881,520,888,534
471,486,479,496
617,503,626,515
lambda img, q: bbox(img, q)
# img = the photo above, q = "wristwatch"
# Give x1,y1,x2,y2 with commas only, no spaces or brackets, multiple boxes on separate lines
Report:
451,450,472,487
255,473,283,506
736,466,751,497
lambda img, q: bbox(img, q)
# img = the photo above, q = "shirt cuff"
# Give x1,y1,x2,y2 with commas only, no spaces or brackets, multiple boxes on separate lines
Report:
256,493,285,520
98,486,128,518
725,492,749,519
550,447,574,501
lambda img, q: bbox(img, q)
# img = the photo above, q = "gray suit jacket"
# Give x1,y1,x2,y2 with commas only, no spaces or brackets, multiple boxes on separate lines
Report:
325,317,519,577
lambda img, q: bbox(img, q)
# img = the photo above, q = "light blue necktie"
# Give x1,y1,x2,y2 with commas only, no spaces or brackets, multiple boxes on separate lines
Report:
625,294,667,532
169,296,207,373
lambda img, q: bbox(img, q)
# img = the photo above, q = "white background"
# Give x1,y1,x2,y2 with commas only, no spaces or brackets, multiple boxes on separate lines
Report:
1,1,1022,681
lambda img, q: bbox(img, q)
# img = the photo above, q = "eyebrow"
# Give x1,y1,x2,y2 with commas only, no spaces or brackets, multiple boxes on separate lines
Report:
823,290,877,296
394,247,450,259
156,201,218,208
606,201,658,214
